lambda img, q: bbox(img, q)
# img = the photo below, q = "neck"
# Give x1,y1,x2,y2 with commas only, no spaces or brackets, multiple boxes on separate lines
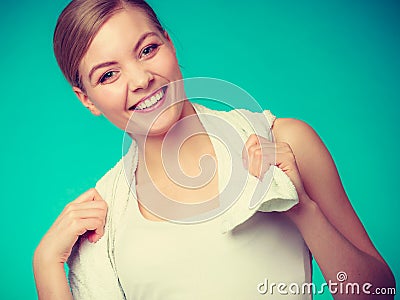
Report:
132,101,209,172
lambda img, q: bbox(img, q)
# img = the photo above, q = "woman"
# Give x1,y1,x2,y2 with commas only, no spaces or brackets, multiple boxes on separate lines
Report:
33,0,395,299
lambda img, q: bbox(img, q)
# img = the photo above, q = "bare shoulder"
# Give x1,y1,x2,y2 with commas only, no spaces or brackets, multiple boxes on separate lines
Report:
271,117,337,195
271,118,327,159
271,117,344,209
272,118,320,145
272,117,388,264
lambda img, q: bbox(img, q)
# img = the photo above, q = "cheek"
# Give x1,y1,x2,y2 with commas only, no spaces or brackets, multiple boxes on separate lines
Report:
90,84,127,112
154,51,182,79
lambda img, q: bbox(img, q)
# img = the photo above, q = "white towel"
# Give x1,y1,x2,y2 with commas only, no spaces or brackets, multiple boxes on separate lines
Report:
67,103,299,299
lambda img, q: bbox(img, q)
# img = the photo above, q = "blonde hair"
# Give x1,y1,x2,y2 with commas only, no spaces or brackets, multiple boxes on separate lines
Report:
53,0,164,90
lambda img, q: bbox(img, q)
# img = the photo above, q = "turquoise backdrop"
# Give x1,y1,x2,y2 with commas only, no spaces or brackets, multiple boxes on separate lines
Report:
0,0,398,299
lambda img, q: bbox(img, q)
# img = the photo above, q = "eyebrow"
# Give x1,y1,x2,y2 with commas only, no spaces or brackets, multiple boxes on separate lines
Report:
88,31,160,82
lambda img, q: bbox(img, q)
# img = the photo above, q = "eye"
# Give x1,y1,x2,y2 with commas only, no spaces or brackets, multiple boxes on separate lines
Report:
140,44,159,58
99,70,118,84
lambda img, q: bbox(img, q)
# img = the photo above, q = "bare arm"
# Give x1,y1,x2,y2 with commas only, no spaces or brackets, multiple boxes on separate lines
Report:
33,259,72,300
33,188,107,300
272,118,395,299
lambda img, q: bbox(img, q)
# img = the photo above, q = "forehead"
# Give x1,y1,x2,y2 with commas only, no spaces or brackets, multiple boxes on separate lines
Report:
80,6,158,74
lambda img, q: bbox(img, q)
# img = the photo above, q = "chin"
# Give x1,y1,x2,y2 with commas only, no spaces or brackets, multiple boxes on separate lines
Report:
126,100,187,139
147,108,182,136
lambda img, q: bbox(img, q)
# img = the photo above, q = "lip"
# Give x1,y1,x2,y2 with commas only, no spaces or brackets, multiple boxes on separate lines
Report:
128,85,168,112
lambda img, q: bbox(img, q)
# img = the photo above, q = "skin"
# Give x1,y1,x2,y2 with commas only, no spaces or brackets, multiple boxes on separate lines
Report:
33,189,105,300
73,6,185,135
33,5,395,300
244,126,395,299
33,7,217,298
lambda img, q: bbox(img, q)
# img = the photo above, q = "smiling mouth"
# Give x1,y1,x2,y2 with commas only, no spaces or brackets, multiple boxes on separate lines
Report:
128,86,168,111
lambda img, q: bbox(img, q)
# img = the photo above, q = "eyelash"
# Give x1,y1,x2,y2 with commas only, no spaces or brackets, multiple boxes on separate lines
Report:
97,43,161,84
99,70,118,84
140,43,160,58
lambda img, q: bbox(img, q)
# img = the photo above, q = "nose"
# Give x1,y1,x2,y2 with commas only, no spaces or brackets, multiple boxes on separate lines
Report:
127,63,154,92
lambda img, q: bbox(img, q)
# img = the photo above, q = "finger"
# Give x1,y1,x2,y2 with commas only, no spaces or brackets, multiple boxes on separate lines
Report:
274,142,295,167
242,135,256,168
246,143,261,177
63,208,107,222
62,199,107,222
244,134,260,150
275,153,296,173
252,148,263,178
243,135,275,174
70,188,103,204
251,148,271,180
87,220,106,243
54,194,108,230
51,216,105,248
68,217,105,241
66,199,108,212
87,231,103,243
259,141,276,166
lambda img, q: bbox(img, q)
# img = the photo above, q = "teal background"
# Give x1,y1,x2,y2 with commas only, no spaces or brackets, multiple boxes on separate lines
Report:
0,0,398,298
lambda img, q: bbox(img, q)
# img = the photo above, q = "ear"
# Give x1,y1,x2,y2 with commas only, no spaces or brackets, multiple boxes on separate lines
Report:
72,86,102,116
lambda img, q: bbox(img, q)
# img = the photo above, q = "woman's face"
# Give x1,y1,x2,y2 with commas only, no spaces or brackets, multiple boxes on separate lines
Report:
74,6,184,136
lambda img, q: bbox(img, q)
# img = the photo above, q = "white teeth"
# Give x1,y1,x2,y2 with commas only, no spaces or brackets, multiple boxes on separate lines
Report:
133,88,165,110
138,102,147,109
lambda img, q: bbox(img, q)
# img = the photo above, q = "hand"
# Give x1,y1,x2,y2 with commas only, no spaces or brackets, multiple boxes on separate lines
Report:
34,188,108,265
242,134,306,198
